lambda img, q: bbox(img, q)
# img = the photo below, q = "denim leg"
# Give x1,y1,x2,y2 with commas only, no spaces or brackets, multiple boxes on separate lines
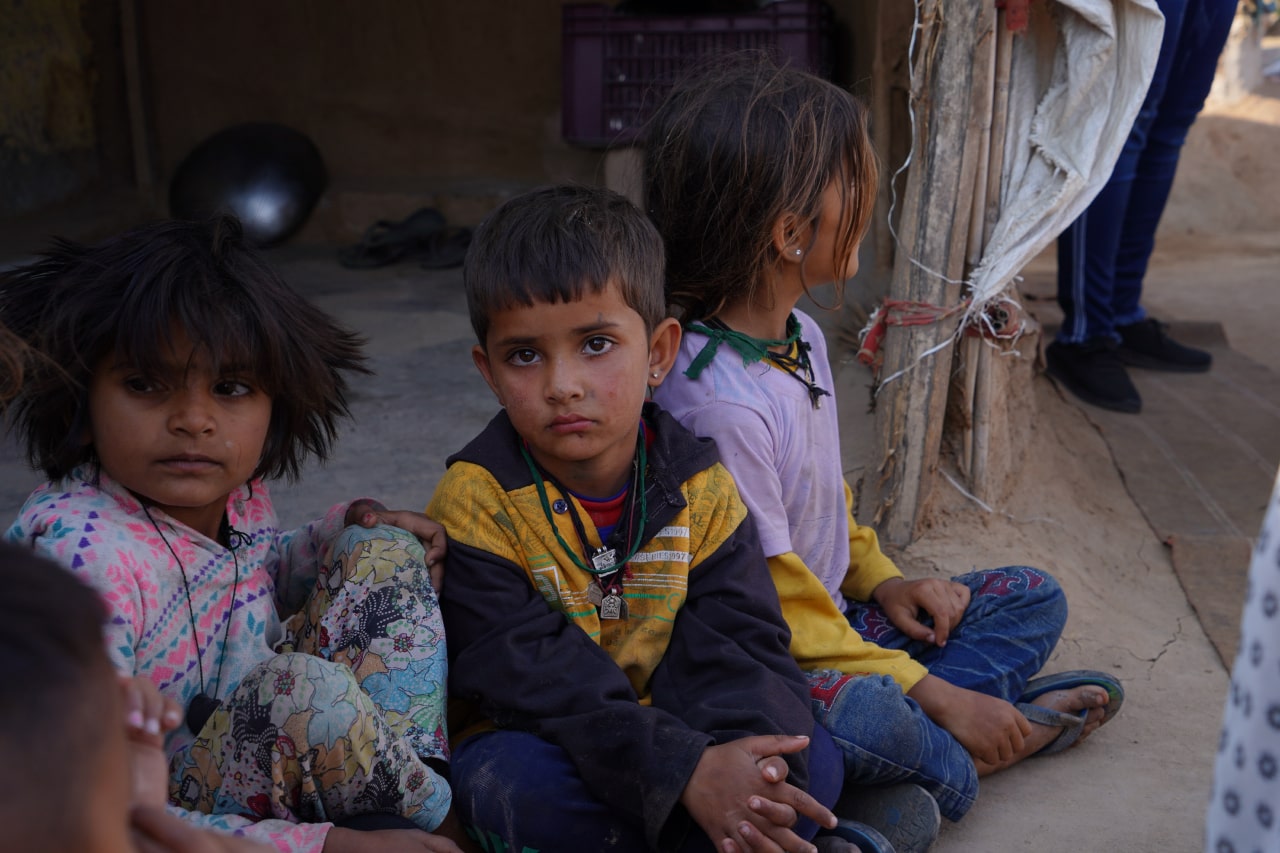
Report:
808,671,978,822
805,722,846,835
453,729,836,852
1056,0,1190,342
845,567,1067,703
1113,0,1236,320
454,731,740,853
452,731,653,853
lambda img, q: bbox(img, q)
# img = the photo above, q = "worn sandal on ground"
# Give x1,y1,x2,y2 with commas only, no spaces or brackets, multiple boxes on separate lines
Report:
337,207,447,268
815,819,897,853
1016,669,1125,757
833,783,939,853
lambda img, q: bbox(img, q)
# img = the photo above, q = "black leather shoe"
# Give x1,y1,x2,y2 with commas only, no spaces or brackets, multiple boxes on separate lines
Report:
1046,339,1142,413
1117,318,1212,372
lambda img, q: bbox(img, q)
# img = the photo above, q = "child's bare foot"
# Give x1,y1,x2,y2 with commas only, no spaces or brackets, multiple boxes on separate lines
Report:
975,676,1120,776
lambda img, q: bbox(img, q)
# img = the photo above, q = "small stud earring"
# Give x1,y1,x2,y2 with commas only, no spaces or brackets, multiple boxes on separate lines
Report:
794,248,802,256
651,371,660,379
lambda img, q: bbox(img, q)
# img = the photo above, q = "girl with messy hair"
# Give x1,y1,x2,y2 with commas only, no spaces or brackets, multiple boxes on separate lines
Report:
2,217,466,853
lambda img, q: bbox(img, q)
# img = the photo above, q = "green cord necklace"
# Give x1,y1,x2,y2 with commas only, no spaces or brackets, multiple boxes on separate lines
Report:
518,427,650,578
683,313,830,408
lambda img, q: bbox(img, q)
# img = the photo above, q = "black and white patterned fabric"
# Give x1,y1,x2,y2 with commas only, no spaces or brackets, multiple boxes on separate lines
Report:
1207,470,1280,853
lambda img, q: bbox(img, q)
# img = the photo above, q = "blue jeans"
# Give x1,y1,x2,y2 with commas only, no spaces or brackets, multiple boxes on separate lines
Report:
1056,0,1236,343
451,725,844,853
810,567,1067,821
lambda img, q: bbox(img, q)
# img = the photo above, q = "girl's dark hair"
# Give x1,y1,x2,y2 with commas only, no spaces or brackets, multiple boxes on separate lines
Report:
0,215,369,481
0,324,27,406
464,184,667,345
642,51,878,321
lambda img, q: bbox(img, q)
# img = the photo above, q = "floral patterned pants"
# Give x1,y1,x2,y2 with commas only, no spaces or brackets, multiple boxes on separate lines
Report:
169,525,451,832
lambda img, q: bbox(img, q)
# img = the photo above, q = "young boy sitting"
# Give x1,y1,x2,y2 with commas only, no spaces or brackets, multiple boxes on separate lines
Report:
0,540,271,853
426,185,853,853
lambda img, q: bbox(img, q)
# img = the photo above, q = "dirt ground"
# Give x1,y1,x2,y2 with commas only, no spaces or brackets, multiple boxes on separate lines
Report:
902,74,1280,852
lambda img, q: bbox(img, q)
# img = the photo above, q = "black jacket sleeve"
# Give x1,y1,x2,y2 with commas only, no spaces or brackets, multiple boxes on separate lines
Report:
647,510,815,818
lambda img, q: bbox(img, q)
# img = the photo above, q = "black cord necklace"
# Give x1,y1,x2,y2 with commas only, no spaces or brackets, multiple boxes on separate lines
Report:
704,316,831,409
142,504,241,734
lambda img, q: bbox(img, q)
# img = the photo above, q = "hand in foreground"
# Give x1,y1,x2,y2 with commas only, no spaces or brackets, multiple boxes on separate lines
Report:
347,499,448,590
130,806,274,853
907,674,1030,768
681,734,836,853
872,577,970,646
120,674,183,808
322,827,464,853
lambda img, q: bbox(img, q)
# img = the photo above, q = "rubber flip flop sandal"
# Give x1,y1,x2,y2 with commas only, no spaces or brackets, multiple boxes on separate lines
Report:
833,783,939,853
1017,701,1088,756
338,207,446,269
1017,669,1125,756
1018,669,1125,726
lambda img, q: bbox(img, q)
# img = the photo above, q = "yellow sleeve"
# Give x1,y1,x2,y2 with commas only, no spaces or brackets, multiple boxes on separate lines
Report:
768,549,927,693
838,479,904,603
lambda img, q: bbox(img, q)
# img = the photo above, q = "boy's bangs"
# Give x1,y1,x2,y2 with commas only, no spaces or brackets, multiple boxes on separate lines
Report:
482,231,615,313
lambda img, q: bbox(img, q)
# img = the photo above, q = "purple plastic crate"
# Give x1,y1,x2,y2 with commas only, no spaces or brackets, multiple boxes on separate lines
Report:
562,1,835,147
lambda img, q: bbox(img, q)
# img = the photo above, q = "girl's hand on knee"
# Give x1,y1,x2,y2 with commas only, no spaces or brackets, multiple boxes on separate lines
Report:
119,675,182,809
872,577,970,646
346,500,449,586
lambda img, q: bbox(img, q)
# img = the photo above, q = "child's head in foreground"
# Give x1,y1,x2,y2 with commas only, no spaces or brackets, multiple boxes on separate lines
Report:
463,184,680,494
0,216,367,538
642,51,879,321
0,541,134,853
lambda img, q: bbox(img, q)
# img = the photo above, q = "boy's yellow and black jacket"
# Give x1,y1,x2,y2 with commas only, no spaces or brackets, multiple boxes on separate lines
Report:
429,402,813,851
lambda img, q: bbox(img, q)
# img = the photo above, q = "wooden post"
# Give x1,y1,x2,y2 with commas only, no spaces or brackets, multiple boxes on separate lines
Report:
968,19,1015,502
871,2,997,544
959,7,1000,480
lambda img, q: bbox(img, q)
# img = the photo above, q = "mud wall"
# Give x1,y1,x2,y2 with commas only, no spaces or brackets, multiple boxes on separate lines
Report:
1,1,878,221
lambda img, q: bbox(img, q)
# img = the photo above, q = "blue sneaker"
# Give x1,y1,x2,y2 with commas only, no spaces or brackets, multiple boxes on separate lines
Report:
834,783,940,853
816,820,896,853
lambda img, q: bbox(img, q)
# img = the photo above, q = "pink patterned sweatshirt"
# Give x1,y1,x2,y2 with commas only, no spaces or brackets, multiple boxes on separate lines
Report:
6,466,352,852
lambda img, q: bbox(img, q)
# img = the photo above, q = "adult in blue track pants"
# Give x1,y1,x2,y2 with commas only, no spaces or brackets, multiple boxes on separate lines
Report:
1049,0,1238,413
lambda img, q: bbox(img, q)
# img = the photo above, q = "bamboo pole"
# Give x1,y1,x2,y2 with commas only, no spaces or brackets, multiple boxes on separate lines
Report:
959,9,999,479
969,16,1015,501
871,1,997,544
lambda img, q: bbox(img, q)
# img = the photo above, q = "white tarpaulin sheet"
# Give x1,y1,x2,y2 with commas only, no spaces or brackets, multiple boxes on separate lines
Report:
966,0,1165,309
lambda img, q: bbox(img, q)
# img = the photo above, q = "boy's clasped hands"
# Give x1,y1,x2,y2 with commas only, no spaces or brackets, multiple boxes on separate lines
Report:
683,734,837,853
